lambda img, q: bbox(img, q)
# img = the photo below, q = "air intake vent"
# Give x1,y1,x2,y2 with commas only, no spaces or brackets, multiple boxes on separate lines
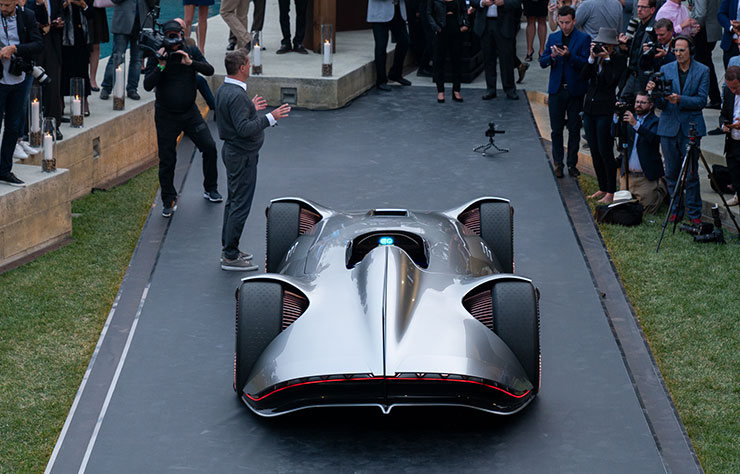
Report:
369,209,409,217
299,208,321,235
458,208,481,235
462,289,492,329
282,290,308,329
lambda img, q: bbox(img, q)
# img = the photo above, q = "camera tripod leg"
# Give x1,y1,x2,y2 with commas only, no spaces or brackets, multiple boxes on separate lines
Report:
657,141,694,252
698,151,740,240
473,143,493,154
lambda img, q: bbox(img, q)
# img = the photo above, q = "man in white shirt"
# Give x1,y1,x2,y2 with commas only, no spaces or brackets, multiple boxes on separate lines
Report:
719,65,740,205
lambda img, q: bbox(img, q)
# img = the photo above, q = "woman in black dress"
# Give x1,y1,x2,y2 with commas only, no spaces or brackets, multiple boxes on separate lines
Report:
88,5,109,91
427,0,469,103
61,0,93,113
523,0,547,61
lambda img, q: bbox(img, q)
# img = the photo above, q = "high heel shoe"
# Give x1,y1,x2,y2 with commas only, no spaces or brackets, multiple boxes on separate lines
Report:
452,93,463,102
437,93,445,103
525,50,534,62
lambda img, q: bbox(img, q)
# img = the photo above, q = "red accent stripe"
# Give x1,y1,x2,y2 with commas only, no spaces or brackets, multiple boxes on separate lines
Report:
245,376,530,402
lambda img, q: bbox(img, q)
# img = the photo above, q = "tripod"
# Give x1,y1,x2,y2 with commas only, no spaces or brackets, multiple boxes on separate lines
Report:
656,126,740,252
473,136,509,155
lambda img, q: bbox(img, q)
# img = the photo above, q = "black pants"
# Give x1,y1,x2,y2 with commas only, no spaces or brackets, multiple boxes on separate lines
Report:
434,17,463,93
583,114,617,193
548,86,583,168
221,146,258,260
694,28,721,105
38,34,63,127
480,17,515,94
278,0,307,47
726,139,740,192
372,3,410,85
155,105,218,206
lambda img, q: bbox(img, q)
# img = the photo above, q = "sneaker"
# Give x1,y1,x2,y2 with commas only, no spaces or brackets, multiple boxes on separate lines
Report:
690,218,703,226
554,164,564,178
13,143,28,159
568,166,580,177
0,172,26,187
162,199,177,218
203,190,223,202
220,251,253,263
221,256,259,271
727,194,739,206
20,141,39,155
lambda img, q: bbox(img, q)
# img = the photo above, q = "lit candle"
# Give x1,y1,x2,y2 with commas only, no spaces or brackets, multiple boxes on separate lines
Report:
323,40,332,65
44,132,53,160
72,95,82,116
253,44,261,67
114,66,125,98
31,99,40,132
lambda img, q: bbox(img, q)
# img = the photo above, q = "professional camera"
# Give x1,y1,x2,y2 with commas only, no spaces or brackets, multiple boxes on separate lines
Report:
647,71,672,99
0,55,52,85
615,101,633,116
693,205,726,243
592,42,607,54
138,3,183,60
624,17,640,40
485,122,505,137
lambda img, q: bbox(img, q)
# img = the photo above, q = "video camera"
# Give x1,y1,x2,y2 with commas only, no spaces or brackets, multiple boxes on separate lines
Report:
647,71,673,99
485,122,505,137
139,2,185,61
680,205,725,243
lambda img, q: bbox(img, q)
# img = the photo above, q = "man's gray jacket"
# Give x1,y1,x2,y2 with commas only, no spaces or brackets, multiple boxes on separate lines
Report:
367,0,407,22
110,0,152,36
215,82,270,155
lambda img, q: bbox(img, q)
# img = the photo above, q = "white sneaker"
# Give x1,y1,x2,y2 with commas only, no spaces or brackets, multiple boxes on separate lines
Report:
727,194,739,206
20,141,40,155
13,143,28,160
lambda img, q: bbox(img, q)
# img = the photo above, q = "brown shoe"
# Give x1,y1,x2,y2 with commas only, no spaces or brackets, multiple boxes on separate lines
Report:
517,62,529,83
554,164,564,178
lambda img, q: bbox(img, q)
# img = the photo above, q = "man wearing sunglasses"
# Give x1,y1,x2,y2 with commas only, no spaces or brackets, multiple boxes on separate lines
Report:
143,20,218,218
646,35,709,226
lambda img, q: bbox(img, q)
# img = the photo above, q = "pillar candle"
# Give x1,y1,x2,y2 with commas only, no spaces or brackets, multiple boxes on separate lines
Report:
72,96,82,116
254,44,261,67
323,40,332,65
31,99,40,132
114,66,125,98
44,133,54,160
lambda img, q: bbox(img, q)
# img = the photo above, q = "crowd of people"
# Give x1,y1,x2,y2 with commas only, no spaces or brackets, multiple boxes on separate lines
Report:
3,0,740,257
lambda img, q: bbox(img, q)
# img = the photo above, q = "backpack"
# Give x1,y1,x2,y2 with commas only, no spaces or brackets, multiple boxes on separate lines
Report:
709,164,734,195
595,201,644,226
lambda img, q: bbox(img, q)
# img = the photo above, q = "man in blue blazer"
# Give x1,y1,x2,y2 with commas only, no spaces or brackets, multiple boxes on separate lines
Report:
367,0,411,91
717,0,740,67
539,6,591,178
614,92,667,213
647,35,709,224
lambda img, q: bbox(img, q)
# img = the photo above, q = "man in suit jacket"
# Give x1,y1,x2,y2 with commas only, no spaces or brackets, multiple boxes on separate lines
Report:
471,0,522,100
215,49,291,271
717,0,740,67
718,65,740,205
647,35,709,224
614,91,667,213
100,0,151,101
539,6,591,178
367,0,411,91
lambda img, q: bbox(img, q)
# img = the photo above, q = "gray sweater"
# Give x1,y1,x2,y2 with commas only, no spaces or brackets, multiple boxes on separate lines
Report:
575,0,622,38
215,82,270,155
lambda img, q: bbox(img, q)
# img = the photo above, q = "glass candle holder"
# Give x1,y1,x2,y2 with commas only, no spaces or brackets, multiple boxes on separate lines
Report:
321,24,333,77
113,51,126,111
70,77,84,128
42,117,57,172
28,85,43,147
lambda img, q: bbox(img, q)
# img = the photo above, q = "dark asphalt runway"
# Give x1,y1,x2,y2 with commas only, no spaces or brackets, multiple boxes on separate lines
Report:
48,87,684,473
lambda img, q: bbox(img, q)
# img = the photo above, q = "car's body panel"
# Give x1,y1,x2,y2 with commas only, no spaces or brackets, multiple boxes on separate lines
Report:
239,198,538,416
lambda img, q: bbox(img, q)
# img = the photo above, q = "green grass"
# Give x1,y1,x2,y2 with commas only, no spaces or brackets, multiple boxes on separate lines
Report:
578,175,740,474
0,167,159,473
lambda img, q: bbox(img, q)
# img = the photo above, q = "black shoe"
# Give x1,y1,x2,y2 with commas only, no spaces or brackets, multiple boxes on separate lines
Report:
100,89,110,100
293,44,308,54
60,116,71,123
162,199,177,218
517,62,529,83
452,93,463,102
127,90,140,100
707,102,722,110
554,164,564,178
276,44,291,54
437,96,445,103
0,172,26,187
377,83,392,92
708,127,724,136
416,67,433,77
55,129,63,141
389,76,412,86
568,166,580,177
226,41,236,51
482,92,497,100
506,91,519,100
203,190,223,202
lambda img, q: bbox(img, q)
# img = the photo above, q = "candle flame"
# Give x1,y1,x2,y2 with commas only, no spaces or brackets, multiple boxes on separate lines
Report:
33,98,39,103
325,39,330,44
75,95,80,100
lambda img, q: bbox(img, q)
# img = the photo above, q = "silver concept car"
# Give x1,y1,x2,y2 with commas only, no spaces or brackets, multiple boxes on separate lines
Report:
234,197,541,417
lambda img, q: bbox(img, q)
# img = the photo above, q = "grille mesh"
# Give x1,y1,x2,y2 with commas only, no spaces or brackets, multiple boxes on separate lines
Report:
282,290,308,329
299,208,321,235
459,208,481,235
463,289,493,329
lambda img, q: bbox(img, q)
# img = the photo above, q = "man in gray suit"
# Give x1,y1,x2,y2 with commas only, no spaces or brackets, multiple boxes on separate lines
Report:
100,0,152,101
472,0,522,100
215,49,291,271
367,0,412,91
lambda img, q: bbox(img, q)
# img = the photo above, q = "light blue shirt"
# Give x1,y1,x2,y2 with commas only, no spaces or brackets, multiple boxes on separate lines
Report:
0,13,25,86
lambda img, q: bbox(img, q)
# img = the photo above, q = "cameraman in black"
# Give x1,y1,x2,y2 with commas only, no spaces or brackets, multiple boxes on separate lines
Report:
613,91,667,213
143,20,219,218
621,17,675,101
617,0,656,100
0,0,42,187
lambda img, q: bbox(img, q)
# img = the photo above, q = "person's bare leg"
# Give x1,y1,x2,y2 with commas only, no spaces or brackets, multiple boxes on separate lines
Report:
89,43,100,89
184,4,195,39
526,17,535,57
537,17,547,56
197,6,209,53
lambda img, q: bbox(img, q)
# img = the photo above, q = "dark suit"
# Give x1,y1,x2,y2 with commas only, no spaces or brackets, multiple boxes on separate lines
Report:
471,0,521,95
34,0,64,128
718,0,740,66
719,86,740,192
615,111,665,181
